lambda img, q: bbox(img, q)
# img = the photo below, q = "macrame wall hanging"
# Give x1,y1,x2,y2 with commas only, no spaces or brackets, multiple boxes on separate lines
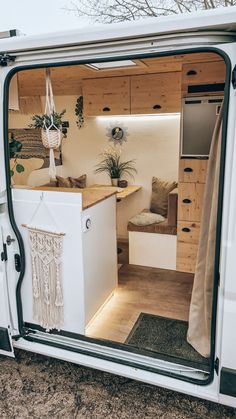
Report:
42,68,62,180
22,194,65,331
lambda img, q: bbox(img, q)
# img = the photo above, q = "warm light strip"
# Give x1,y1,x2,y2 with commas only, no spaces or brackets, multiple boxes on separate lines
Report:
96,113,180,121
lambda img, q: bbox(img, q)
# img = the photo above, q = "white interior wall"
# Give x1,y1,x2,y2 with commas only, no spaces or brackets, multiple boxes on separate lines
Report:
9,95,180,238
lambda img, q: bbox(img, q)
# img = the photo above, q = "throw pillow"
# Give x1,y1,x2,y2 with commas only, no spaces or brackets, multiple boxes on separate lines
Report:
69,174,87,189
150,177,177,217
56,176,72,188
129,212,165,226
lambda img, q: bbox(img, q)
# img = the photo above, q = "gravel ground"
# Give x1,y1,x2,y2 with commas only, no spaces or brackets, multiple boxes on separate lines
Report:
0,350,235,418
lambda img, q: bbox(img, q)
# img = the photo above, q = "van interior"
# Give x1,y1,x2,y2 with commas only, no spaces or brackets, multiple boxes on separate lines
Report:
8,51,226,377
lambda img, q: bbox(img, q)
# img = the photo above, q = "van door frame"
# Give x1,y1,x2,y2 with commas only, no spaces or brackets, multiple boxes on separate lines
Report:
2,45,232,385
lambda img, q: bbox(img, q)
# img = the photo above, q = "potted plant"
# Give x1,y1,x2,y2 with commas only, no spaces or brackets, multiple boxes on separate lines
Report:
95,147,137,186
29,109,66,149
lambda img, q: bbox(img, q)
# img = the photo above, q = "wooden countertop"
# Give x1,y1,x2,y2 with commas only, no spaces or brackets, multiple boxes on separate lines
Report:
89,184,142,201
32,186,117,210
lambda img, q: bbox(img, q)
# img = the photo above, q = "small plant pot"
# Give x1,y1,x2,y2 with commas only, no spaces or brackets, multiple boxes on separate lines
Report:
118,180,128,188
41,129,61,149
111,178,120,186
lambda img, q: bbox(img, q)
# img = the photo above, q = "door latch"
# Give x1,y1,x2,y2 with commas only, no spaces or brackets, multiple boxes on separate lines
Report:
232,65,236,89
6,235,15,246
1,243,7,262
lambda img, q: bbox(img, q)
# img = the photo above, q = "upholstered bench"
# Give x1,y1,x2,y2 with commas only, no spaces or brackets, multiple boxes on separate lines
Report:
128,188,178,270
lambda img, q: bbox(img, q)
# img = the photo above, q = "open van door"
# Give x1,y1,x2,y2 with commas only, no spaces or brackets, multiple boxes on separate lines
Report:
215,43,236,407
0,226,15,357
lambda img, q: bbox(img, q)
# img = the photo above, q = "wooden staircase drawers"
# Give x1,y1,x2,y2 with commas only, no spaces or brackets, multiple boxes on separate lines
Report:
179,159,208,183
176,242,198,273
178,182,205,222
177,221,200,245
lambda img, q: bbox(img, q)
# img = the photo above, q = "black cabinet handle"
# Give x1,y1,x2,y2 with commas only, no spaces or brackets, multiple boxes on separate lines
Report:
186,70,197,76
183,198,191,204
182,227,190,233
103,107,110,112
184,167,193,173
153,104,161,110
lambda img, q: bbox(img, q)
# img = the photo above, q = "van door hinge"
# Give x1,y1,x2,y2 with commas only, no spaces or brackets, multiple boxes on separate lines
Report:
0,54,16,67
232,65,236,89
214,357,219,375
1,243,8,261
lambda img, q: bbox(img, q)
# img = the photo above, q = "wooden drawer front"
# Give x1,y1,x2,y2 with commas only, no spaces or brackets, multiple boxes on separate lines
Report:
177,221,200,245
83,76,130,116
176,242,198,273
178,182,205,222
131,72,181,114
179,159,208,184
182,61,226,96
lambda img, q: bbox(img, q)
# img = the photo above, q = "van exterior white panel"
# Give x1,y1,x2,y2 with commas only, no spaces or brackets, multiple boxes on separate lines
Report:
12,189,86,334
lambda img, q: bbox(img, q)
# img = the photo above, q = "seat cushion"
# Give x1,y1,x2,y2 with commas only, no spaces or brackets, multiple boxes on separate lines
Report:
129,212,165,226
150,177,177,217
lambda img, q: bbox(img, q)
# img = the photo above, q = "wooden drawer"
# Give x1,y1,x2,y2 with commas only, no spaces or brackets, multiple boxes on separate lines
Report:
131,72,181,114
176,242,198,273
179,159,208,184
178,182,205,222
83,76,130,116
177,221,200,245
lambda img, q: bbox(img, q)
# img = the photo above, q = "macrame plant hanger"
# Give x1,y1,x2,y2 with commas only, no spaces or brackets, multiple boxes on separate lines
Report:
22,193,65,331
42,68,61,180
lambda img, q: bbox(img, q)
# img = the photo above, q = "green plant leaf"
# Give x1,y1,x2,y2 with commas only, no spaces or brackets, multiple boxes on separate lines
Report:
16,164,25,173
10,170,14,177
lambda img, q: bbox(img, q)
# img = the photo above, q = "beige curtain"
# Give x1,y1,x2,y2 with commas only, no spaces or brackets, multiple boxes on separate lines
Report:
187,105,223,358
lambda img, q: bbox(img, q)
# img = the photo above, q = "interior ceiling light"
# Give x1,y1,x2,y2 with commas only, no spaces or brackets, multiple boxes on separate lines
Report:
86,60,137,70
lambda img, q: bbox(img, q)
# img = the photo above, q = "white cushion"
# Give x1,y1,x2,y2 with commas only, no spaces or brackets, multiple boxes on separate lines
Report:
129,212,165,226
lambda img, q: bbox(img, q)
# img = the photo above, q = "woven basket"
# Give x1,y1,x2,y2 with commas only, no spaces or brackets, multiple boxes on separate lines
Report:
41,129,61,149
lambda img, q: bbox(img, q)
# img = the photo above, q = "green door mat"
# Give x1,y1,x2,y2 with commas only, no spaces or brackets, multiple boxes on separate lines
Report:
125,313,210,372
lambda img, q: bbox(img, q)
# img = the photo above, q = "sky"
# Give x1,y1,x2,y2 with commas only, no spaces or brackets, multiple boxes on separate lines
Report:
0,0,89,36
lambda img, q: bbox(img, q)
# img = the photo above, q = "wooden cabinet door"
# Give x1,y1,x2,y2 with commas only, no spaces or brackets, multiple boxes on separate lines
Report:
177,221,201,245
179,159,208,184
83,76,130,116
182,61,226,96
131,72,181,114
178,182,205,222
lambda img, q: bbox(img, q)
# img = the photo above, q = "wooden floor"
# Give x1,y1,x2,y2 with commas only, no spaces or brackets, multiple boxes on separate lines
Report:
86,264,194,343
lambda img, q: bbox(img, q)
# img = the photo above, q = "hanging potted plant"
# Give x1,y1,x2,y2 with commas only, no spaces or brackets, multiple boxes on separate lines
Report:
29,109,66,143
29,68,66,179
95,147,137,186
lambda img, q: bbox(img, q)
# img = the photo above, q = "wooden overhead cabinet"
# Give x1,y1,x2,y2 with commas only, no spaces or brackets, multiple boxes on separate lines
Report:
131,72,181,114
182,61,226,96
83,76,130,116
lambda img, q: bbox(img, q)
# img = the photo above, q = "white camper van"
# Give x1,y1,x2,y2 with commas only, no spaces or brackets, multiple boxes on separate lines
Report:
1,6,236,408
